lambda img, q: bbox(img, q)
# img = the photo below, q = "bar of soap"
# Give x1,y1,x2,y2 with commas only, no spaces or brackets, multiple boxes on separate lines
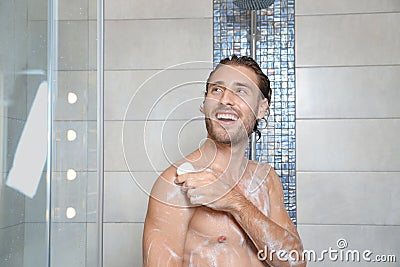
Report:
176,162,196,175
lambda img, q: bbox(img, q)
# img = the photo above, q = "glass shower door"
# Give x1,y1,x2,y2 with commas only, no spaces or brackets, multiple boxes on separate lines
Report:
0,0,103,266
48,0,102,265
0,0,50,266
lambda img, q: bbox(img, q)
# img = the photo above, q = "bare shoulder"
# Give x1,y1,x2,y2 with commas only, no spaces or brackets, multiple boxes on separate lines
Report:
266,166,283,193
153,151,200,184
157,163,178,183
150,155,199,207
246,161,272,183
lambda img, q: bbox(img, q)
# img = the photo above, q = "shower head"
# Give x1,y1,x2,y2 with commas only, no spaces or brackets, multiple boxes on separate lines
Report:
233,0,275,10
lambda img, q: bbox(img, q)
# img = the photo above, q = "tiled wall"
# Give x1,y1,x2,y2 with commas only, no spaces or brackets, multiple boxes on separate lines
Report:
103,0,213,266
296,1,400,266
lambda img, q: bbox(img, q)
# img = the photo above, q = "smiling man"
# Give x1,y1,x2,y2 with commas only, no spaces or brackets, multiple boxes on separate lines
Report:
143,55,305,267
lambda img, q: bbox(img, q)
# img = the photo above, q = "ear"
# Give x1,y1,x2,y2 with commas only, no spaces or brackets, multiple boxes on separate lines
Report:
257,98,268,120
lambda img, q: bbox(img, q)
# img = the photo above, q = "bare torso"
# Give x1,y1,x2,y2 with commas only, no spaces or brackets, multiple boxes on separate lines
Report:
182,162,271,267
183,207,264,267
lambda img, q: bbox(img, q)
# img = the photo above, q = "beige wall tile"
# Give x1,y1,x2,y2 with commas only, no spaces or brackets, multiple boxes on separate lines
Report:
296,0,400,16
103,223,144,267
296,13,400,67
105,19,213,70
104,171,157,223
297,172,400,225
105,0,212,20
105,120,207,172
105,68,211,121
297,119,400,172
296,66,400,119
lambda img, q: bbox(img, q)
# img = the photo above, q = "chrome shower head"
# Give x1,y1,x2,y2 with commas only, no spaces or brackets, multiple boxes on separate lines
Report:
233,0,275,10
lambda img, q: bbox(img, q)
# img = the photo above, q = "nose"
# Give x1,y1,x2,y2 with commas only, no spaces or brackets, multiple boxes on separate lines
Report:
220,88,234,106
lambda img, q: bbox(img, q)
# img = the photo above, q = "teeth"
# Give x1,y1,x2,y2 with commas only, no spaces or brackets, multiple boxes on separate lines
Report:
217,113,238,121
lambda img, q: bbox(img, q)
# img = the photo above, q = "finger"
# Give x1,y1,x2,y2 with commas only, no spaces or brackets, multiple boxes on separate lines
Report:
184,177,214,188
175,171,216,184
190,195,203,205
174,173,195,184
178,177,206,193
174,177,184,185
187,189,204,205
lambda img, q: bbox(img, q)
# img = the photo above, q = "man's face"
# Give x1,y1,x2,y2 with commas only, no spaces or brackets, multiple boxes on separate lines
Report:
202,64,268,145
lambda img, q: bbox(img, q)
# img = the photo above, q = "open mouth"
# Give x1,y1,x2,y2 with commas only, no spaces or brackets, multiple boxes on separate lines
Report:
215,112,239,123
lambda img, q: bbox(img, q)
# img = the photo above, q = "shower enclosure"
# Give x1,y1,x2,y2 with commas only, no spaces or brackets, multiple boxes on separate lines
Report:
0,0,104,266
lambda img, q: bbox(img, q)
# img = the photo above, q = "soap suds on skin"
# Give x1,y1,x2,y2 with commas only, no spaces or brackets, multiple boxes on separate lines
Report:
240,169,270,217
166,185,181,201
145,241,153,266
247,163,272,194
189,240,228,267
163,244,182,266
229,224,246,247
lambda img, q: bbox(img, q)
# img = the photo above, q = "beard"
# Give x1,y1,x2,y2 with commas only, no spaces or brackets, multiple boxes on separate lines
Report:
205,115,256,145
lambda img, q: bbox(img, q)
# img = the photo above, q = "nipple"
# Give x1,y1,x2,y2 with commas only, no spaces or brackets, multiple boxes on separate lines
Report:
217,235,227,243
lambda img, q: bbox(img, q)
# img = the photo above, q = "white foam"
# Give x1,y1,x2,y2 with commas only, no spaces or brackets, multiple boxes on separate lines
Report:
163,244,181,260
166,186,181,201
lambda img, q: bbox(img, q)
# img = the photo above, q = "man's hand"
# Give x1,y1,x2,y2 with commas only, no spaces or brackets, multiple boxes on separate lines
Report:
174,169,243,211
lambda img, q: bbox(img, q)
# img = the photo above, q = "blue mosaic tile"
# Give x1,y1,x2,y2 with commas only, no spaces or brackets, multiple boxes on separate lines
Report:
213,0,296,224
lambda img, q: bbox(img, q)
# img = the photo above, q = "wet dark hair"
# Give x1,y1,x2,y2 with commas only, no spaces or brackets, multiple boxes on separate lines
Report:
205,55,272,139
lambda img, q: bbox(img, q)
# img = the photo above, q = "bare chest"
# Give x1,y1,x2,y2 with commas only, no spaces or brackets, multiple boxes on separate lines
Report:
187,207,247,246
183,207,264,267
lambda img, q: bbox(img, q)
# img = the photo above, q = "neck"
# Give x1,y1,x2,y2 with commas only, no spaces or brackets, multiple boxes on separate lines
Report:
198,136,249,175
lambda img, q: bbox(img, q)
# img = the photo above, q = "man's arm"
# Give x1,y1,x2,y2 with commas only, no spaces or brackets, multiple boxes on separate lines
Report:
228,168,305,266
143,167,194,267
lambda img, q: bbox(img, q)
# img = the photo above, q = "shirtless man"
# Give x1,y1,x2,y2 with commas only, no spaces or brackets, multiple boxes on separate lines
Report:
143,55,305,267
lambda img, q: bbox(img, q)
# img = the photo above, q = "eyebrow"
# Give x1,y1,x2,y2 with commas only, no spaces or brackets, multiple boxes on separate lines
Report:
208,80,253,89
234,82,253,89
208,80,225,86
